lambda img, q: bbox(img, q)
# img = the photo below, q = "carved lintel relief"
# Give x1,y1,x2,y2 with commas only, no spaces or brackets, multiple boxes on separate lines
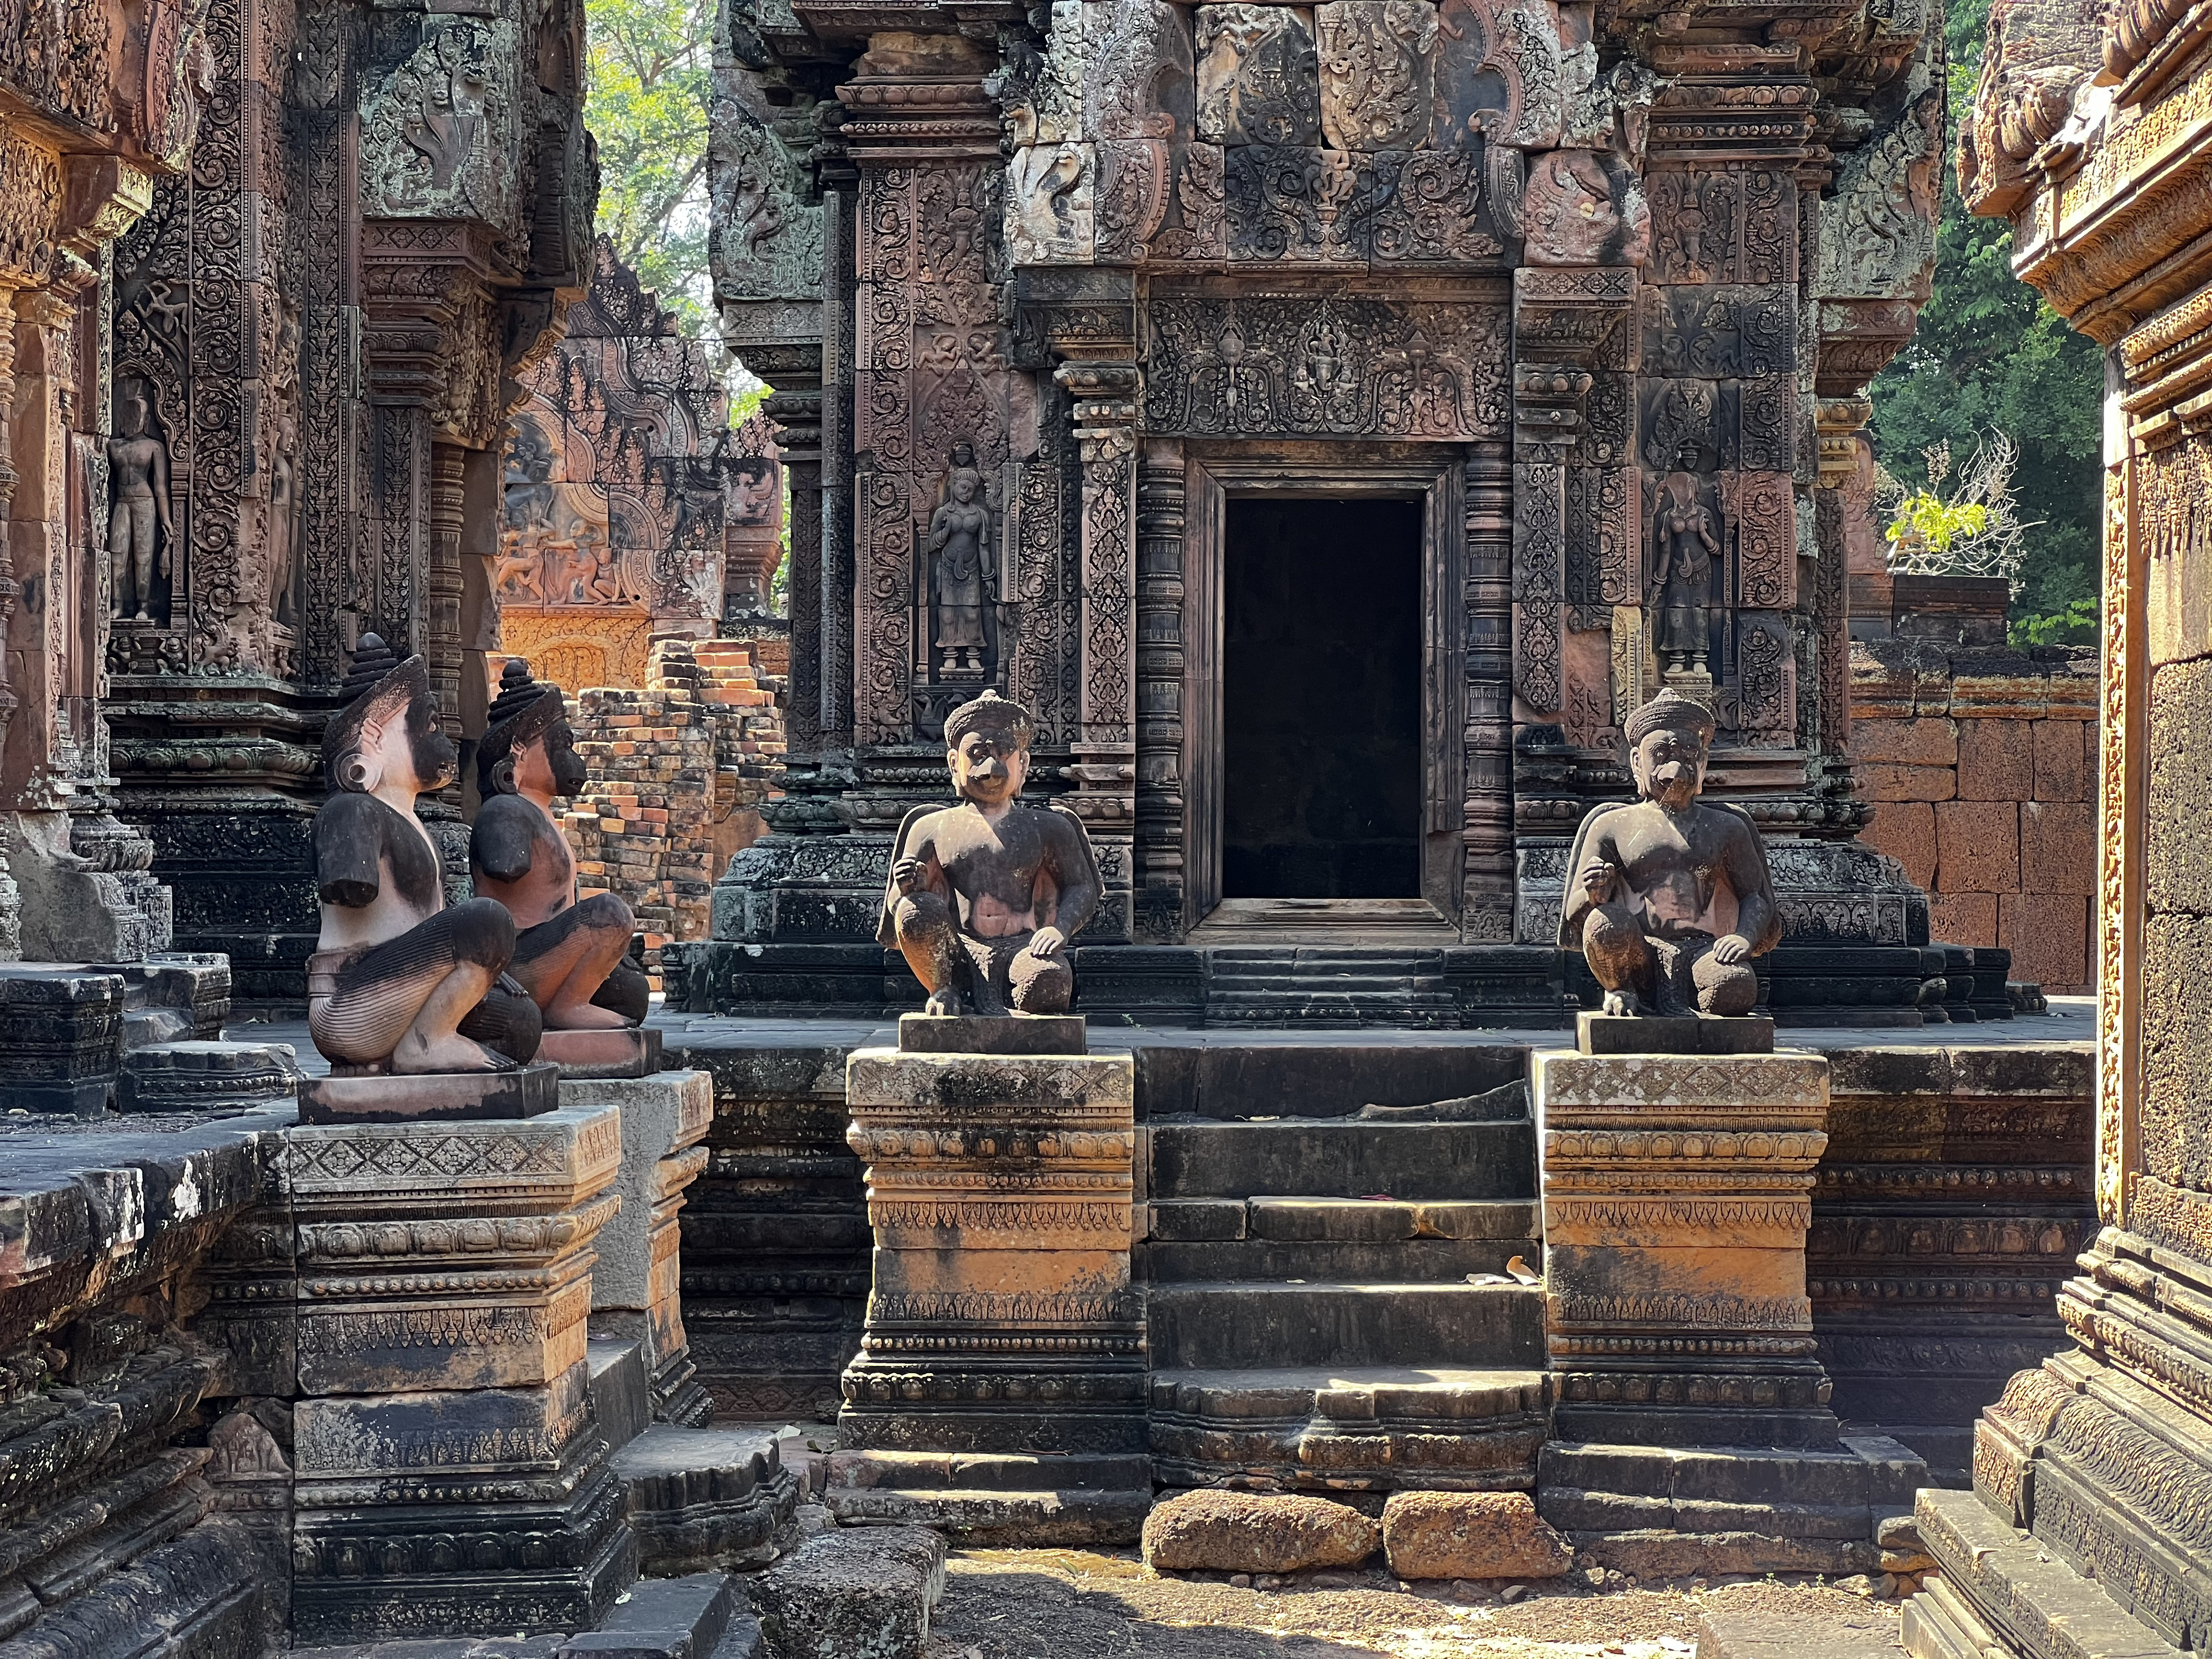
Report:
359,19,521,235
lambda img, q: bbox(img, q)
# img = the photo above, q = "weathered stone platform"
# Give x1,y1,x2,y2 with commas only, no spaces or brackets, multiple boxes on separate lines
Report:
832,1043,1149,1541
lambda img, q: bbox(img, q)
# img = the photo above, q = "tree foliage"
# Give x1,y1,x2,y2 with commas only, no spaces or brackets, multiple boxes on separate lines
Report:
585,0,716,331
1865,0,2105,627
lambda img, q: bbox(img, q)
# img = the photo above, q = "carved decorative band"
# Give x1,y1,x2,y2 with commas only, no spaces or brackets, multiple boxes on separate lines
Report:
1548,1291,1814,1331
1545,1129,1827,1162
1550,1334,1819,1358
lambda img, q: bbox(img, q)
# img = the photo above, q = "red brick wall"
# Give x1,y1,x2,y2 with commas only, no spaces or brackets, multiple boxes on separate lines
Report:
560,637,785,960
1851,640,2096,992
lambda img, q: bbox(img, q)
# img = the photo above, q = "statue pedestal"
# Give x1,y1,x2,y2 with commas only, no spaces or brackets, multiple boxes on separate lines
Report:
284,1102,636,1641
828,1042,1149,1542
540,1025,665,1079
1532,1044,1924,1575
560,1068,714,1425
298,1060,559,1124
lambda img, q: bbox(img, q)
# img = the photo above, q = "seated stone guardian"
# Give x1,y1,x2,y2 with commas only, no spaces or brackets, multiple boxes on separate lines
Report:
879,690,1100,1016
309,635,541,1072
470,660,650,1029
1559,688,1782,1017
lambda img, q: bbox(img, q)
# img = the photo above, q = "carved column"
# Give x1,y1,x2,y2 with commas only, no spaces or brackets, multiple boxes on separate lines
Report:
426,441,467,733
818,144,859,753
1134,437,1185,942
0,282,23,956
1062,360,1140,945
1464,440,1515,941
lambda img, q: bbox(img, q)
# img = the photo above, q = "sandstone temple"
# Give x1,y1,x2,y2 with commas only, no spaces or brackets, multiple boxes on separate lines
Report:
0,0,2192,1646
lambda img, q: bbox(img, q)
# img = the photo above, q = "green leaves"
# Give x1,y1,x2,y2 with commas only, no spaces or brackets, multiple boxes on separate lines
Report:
1867,0,2104,627
586,0,715,331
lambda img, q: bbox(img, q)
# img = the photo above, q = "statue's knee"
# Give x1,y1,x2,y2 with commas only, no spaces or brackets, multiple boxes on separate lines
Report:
1694,954,1759,1016
1010,950,1072,1014
894,890,952,942
450,898,518,969
1583,904,1643,954
577,891,634,935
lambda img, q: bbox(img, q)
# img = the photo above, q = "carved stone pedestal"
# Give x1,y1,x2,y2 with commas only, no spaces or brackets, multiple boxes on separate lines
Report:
829,1046,1149,1542
1532,1046,1924,1574
562,1070,715,1425
284,1103,637,1641
541,1026,665,1079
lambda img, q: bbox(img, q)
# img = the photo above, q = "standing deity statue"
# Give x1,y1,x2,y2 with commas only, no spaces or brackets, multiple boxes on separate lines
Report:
470,660,650,1030
1647,466,1718,679
1559,690,1782,1018
880,690,1100,1016
108,387,173,623
307,635,542,1072
926,442,993,676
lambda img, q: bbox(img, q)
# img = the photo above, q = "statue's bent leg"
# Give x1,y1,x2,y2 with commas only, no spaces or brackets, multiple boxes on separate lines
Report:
1583,904,1657,1015
591,956,653,1024
509,893,637,1030
1008,945,1072,1015
457,972,545,1063
1690,942,1759,1017
893,891,968,1016
310,898,519,1073
958,933,1014,1017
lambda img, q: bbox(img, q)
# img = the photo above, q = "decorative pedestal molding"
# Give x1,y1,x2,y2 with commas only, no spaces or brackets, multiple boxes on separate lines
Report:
283,1103,637,1641
1533,1046,1924,1575
829,1046,1149,1542
563,1070,716,1426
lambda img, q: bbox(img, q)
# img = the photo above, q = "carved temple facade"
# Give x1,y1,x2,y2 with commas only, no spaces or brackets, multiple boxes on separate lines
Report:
69,0,599,1003
1903,0,2212,1651
691,0,1955,1019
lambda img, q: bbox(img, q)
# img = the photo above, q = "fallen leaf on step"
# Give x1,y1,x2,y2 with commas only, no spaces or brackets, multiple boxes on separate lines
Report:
1361,1193,1394,1202
1505,1255,1542,1284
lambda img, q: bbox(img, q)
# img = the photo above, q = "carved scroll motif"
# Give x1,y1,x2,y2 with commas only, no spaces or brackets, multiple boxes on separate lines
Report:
1731,472,1797,610
1514,460,1564,711
709,103,825,301
1735,611,1794,741
1431,0,1562,149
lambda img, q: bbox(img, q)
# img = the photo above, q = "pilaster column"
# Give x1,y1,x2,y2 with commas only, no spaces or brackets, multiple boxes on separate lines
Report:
1463,440,1515,941
1133,438,1184,942
1061,360,1139,945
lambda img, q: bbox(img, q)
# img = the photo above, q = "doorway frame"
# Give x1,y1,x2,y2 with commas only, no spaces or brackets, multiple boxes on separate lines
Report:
1182,445,1467,933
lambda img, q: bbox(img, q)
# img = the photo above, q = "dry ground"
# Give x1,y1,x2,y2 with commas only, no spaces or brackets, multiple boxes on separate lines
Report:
928,1547,1905,1659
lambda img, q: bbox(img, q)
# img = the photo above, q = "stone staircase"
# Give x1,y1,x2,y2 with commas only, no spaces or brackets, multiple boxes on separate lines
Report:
1203,947,1465,1025
1143,1085,1551,1493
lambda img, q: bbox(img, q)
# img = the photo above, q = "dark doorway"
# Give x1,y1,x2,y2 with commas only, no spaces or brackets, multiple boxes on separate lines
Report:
1222,497,1423,899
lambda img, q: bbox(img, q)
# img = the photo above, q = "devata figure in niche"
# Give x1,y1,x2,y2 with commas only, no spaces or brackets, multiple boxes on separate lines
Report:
1648,466,1718,679
471,659,651,1027
880,690,1100,1015
308,635,542,1072
926,442,993,676
1559,690,1781,1017
108,385,173,623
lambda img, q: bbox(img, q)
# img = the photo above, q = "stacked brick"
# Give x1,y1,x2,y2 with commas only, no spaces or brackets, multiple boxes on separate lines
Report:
1851,638,2097,992
558,637,785,964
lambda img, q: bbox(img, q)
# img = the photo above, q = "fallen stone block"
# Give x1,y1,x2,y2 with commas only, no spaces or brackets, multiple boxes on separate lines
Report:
752,1526,946,1659
1140,1490,1380,1574
1380,1491,1571,1580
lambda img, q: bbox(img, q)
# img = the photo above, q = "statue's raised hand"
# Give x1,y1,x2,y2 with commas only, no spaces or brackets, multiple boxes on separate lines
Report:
1579,859,1616,905
892,855,925,896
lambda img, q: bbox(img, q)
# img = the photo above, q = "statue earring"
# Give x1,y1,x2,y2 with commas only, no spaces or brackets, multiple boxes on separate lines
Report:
490,756,517,795
336,750,377,792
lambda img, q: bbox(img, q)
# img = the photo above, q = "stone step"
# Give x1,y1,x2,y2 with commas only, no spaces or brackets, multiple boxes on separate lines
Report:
1151,1119,1535,1201
589,1338,651,1456
1139,1042,1526,1120
1146,1280,1546,1370
1149,1365,1550,1492
562,1571,758,1658
608,1424,800,1574
1142,1235,1535,1285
